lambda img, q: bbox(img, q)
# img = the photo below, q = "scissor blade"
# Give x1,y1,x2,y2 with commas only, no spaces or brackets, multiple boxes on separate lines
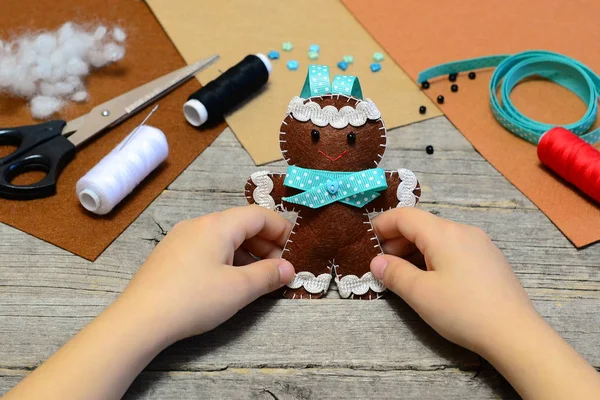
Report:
64,55,219,147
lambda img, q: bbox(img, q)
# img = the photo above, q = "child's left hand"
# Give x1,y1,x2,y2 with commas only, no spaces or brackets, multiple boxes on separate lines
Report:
119,205,296,344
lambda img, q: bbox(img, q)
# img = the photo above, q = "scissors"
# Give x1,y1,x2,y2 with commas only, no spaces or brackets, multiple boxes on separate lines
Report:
0,55,219,200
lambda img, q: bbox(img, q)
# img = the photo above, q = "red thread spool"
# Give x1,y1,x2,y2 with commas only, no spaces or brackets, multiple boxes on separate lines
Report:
537,127,600,204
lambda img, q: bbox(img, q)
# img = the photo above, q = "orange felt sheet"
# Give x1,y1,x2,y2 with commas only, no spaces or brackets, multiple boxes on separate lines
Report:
343,0,600,247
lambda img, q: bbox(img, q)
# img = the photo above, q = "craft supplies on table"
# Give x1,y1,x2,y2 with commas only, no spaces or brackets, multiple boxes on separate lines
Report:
0,0,227,261
77,124,169,215
418,51,600,146
183,54,271,127
418,50,600,205
146,0,439,165
343,0,600,247
0,55,218,200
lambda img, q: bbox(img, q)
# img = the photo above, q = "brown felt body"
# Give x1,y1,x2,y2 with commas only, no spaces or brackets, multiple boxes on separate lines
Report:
246,95,420,299
0,0,225,260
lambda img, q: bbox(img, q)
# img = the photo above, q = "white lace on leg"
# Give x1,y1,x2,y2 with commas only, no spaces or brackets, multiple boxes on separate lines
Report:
251,171,275,209
287,271,332,294
335,272,386,298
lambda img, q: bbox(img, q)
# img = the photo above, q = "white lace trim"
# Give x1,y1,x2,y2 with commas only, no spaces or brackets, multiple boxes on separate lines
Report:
287,271,332,294
287,96,381,128
336,272,386,298
396,168,418,208
250,171,275,210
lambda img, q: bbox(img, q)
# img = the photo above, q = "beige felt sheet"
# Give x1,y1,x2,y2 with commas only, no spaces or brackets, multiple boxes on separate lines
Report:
146,0,440,165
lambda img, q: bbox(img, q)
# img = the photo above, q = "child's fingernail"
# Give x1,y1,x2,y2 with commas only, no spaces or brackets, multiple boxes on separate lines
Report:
278,260,295,284
370,257,388,280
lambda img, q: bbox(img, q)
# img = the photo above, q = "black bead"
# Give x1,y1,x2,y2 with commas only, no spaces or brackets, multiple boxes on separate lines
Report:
311,129,320,141
437,95,445,104
426,145,434,155
421,81,430,89
347,132,356,144
449,73,457,82
451,84,459,92
419,105,427,115
468,71,476,80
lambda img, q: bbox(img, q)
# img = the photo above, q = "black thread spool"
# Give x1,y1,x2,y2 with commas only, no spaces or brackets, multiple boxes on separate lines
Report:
183,54,271,127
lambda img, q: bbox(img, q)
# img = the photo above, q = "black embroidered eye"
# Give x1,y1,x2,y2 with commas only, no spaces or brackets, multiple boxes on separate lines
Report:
311,129,320,141
347,132,356,144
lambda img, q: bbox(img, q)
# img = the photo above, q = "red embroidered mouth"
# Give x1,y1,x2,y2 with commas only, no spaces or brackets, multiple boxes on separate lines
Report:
318,150,348,161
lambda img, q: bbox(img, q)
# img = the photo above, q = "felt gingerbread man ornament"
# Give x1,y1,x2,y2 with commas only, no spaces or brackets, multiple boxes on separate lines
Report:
245,65,420,300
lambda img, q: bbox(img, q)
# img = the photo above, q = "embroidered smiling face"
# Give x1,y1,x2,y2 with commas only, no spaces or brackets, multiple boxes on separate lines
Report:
280,95,386,172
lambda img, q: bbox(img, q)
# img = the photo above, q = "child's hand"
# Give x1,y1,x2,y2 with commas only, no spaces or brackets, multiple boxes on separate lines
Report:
119,205,295,344
370,207,536,355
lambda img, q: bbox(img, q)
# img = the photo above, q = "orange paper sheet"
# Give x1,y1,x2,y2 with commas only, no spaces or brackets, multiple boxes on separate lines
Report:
343,0,600,247
146,0,440,165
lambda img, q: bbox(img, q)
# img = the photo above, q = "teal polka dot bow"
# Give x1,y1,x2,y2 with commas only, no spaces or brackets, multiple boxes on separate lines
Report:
418,50,600,145
301,65,363,99
283,167,388,209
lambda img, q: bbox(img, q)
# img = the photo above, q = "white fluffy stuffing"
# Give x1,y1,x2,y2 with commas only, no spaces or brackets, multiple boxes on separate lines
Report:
0,22,126,119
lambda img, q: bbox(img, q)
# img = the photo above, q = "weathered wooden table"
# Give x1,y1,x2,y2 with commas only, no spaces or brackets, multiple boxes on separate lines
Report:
1,117,598,399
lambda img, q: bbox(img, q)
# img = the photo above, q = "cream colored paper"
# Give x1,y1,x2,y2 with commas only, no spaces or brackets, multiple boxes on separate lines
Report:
147,0,440,165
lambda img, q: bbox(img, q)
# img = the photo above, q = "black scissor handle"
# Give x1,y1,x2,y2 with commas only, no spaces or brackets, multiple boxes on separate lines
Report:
0,120,76,200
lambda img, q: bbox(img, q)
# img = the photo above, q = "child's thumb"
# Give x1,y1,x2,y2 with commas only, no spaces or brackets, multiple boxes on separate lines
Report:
238,259,295,301
371,254,426,303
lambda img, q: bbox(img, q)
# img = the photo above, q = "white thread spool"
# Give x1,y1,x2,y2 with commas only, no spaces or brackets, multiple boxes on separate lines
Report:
76,125,169,215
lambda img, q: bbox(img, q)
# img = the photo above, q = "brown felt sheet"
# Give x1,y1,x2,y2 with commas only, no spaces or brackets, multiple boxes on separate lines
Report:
343,0,600,247
0,0,224,261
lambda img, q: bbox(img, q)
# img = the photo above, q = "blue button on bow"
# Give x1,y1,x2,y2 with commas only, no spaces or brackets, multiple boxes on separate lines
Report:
326,179,339,195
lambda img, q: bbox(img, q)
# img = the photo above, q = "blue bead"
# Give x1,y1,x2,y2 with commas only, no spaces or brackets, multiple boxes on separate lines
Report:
337,61,348,71
326,179,339,195
267,50,280,60
287,60,299,70
309,44,320,53
370,63,382,72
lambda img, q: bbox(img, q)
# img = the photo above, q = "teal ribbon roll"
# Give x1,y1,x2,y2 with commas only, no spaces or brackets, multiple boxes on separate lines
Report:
282,166,387,209
418,50,600,145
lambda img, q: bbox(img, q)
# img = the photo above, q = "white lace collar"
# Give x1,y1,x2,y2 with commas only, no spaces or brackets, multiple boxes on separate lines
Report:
287,96,382,129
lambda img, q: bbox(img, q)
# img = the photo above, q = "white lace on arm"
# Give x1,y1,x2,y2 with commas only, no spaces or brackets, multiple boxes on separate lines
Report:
250,171,275,210
396,168,418,208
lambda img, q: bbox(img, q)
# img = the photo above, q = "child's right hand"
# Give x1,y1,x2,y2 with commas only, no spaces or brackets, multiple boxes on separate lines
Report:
370,207,537,356
371,208,600,399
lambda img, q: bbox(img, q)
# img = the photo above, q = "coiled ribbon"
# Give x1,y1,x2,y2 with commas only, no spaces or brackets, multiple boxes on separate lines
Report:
418,50,600,145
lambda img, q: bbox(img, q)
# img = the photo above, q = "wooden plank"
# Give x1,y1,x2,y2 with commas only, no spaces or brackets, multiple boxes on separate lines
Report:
1,367,519,399
1,297,599,372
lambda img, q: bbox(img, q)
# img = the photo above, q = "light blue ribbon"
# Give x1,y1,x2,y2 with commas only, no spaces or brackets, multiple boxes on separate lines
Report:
300,64,364,99
418,50,600,145
282,166,387,209
331,75,363,98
